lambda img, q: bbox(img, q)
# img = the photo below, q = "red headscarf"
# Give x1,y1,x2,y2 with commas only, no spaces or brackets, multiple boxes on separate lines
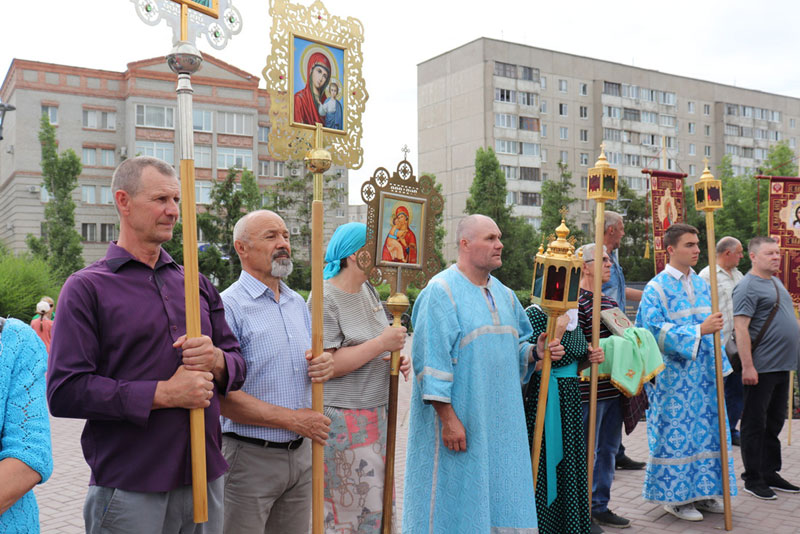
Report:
293,52,331,126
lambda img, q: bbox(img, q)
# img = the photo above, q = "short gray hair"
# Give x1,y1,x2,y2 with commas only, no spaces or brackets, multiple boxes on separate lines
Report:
716,236,741,254
604,211,623,232
577,243,607,263
456,214,493,249
111,156,176,197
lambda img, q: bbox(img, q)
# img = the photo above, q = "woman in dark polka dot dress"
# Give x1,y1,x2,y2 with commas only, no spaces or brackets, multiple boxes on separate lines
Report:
525,305,603,534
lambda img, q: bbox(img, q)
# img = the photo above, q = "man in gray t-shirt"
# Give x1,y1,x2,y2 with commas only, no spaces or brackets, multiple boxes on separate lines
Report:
733,236,800,500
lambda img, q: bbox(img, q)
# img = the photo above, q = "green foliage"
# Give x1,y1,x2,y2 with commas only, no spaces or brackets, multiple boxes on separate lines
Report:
611,181,654,281
0,253,62,321
421,172,447,269
286,260,312,291
514,289,532,309
465,147,538,289
541,161,584,243
27,115,84,283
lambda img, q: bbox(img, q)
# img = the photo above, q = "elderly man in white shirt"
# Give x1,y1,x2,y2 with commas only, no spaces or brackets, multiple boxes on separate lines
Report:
700,236,745,445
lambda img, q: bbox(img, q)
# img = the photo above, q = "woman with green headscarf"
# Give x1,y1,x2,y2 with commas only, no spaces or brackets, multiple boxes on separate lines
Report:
307,222,411,533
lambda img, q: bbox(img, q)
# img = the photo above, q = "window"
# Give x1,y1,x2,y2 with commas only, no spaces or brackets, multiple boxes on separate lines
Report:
791,138,797,149
135,104,174,129
495,113,516,128
770,130,782,141
771,110,782,122
703,104,711,115
495,88,516,103
101,223,117,242
742,106,754,118
195,145,212,168
604,106,621,119
660,115,676,127
558,103,568,116
580,153,589,166
580,199,591,212
541,124,547,137
541,149,547,162
579,105,588,119
520,167,540,181
519,66,539,82
193,109,213,132
500,165,518,180
82,148,96,166
494,61,517,78
99,149,114,167
274,161,285,177
660,92,676,106
558,79,568,93
603,82,621,96
518,91,537,107
521,142,540,156
791,119,796,129
726,104,739,116
606,151,621,165
688,122,696,134
495,140,518,155
81,223,97,242
101,186,113,204
665,136,676,149
217,147,253,169
519,116,539,132
725,124,740,136
559,150,569,162
623,108,640,121
135,141,174,165
742,146,754,158
689,143,696,156
81,185,96,204
704,145,711,157
704,125,711,136
755,148,768,160
755,128,768,140
258,125,270,142
688,101,696,114
540,76,547,89
195,180,213,205
40,186,50,203
520,192,541,206
689,164,696,176
579,129,588,142
624,154,640,166
742,126,753,137
641,111,658,124
559,127,568,140
83,109,116,130
603,128,622,142
336,209,345,218
42,105,58,124
579,83,588,96
641,134,660,146
259,160,270,176
540,100,548,113
505,191,516,206
623,130,639,144
218,112,253,135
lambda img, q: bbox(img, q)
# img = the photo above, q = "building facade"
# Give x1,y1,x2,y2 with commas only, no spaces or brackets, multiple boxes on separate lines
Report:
418,38,800,261
0,55,347,264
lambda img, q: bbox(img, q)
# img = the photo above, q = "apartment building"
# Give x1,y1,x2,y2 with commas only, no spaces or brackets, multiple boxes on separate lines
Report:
418,37,800,261
0,54,347,264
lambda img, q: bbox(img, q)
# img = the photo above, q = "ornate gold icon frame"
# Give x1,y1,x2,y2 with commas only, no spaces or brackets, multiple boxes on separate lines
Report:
263,0,368,169
358,160,443,294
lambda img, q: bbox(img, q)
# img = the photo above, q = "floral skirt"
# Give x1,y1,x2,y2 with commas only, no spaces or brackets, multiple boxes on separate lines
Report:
323,404,395,534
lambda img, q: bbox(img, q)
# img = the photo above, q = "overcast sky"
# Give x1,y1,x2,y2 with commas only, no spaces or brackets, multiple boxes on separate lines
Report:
4,0,799,204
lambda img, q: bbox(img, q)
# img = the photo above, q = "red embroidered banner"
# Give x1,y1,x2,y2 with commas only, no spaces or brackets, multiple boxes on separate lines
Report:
760,175,800,304
642,169,687,274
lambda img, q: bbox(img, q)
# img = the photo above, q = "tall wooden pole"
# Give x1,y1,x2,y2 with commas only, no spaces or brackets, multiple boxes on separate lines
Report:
306,124,329,534
531,315,559,489
168,40,208,524
382,292,409,534
587,201,604,509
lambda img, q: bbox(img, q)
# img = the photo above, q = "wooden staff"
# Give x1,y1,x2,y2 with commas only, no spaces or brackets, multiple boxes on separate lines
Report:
307,124,329,534
382,291,409,534
700,187,733,531
531,314,559,488
587,201,604,508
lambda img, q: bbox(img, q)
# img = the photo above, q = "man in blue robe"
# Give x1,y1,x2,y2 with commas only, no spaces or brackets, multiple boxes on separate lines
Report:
635,223,737,522
403,214,551,533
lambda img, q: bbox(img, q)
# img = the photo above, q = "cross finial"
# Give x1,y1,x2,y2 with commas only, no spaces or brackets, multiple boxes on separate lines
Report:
702,156,709,169
600,141,606,153
401,144,410,160
559,206,568,218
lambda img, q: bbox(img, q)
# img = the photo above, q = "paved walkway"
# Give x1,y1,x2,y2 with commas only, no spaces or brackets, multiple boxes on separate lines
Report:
36,345,800,533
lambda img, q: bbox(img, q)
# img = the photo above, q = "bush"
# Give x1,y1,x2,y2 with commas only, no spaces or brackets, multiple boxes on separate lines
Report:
0,254,62,321
514,289,532,309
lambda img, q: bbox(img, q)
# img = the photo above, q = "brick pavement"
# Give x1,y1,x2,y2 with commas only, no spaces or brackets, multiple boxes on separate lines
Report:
36,342,800,533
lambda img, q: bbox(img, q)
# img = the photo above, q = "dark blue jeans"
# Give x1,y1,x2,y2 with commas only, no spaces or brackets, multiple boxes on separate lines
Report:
583,397,623,513
725,370,744,434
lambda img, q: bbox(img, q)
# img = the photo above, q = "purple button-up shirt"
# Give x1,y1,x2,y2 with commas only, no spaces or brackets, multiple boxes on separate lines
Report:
47,243,246,492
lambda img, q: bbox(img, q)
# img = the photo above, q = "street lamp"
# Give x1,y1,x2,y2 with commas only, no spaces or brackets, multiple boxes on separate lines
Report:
0,102,16,141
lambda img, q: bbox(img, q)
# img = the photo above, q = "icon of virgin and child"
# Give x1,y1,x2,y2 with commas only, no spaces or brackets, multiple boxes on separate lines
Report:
293,39,343,131
381,204,418,264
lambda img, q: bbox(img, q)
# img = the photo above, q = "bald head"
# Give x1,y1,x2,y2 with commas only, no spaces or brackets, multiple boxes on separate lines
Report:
456,214,496,250
233,210,284,247
716,236,743,271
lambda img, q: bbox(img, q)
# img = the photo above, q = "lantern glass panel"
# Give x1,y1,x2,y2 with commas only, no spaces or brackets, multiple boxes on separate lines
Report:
533,263,544,299
602,172,616,194
568,266,581,302
545,266,567,301
695,187,705,207
708,185,721,204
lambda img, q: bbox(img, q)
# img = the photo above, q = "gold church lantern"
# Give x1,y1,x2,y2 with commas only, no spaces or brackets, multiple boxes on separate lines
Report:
693,158,723,211
587,145,618,202
531,214,583,315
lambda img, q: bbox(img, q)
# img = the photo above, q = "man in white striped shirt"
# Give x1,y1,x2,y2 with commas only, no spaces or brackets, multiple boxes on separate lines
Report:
219,210,334,534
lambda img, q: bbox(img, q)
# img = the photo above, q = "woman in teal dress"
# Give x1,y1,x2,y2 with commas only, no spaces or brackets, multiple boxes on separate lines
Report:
525,306,603,534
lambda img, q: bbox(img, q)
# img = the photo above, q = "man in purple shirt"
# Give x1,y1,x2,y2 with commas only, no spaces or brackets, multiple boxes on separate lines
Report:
47,156,246,534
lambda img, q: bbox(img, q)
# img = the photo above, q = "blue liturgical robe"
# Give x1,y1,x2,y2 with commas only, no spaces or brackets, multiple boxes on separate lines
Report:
403,266,538,533
635,268,737,504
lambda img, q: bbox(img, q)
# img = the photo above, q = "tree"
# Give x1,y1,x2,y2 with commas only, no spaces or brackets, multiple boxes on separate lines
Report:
541,160,584,242
465,147,537,289
0,251,62,321
611,181,653,281
421,172,447,270
26,115,84,283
